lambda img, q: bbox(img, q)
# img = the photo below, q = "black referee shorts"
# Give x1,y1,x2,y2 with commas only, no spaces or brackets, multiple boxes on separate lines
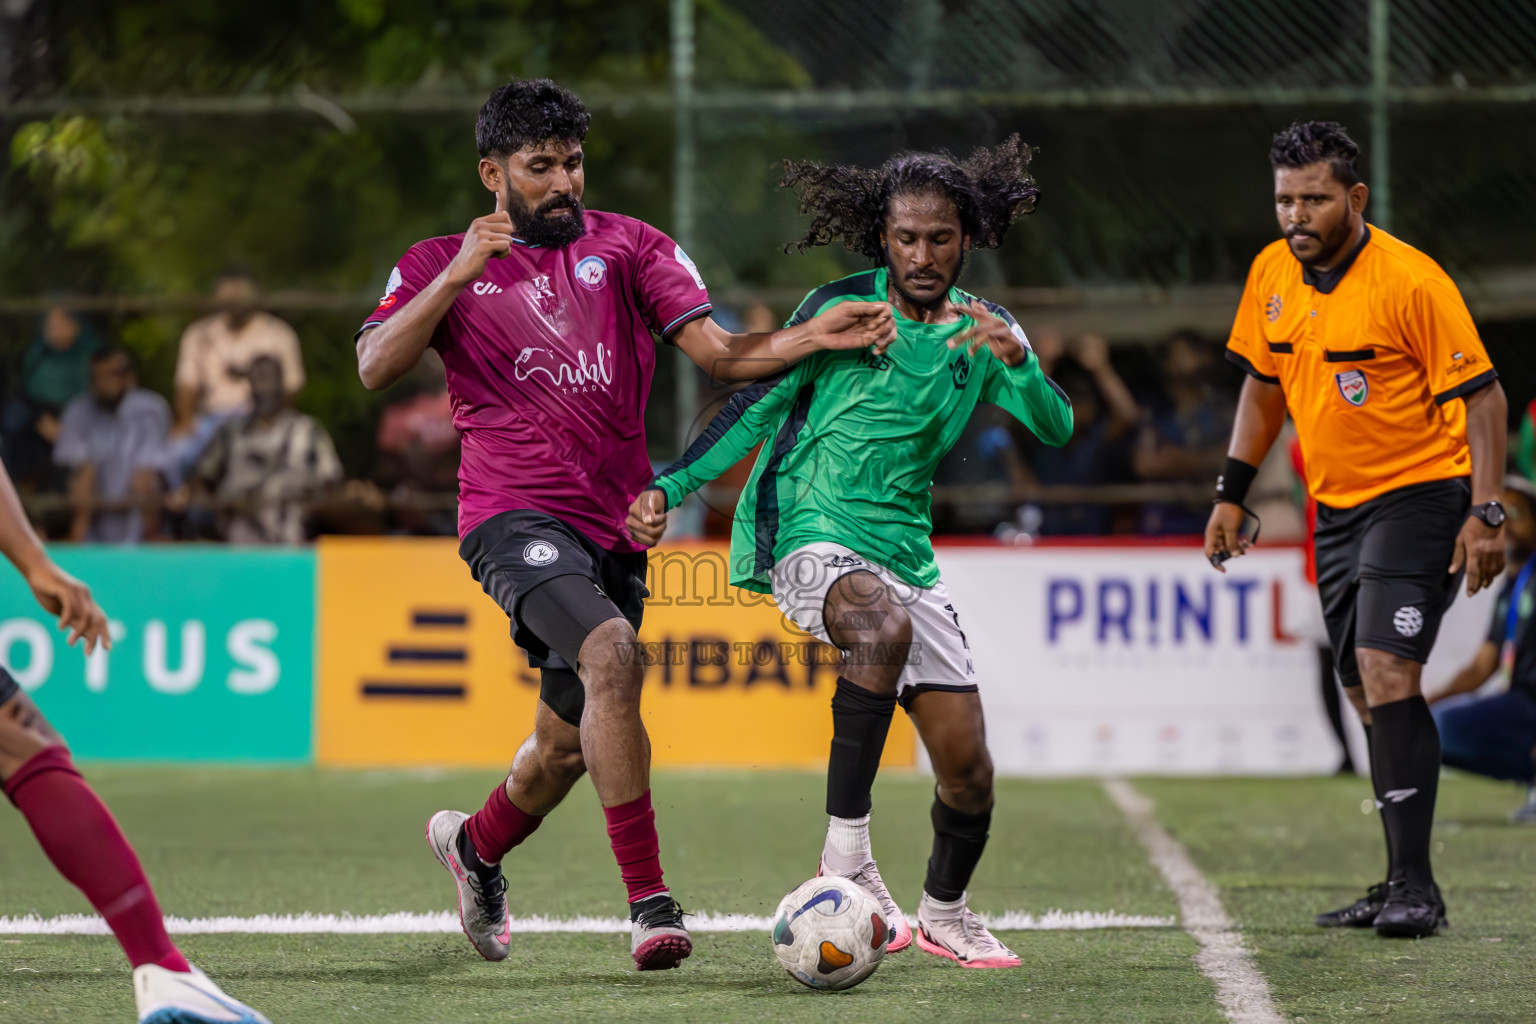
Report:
1314,477,1469,688
459,510,649,726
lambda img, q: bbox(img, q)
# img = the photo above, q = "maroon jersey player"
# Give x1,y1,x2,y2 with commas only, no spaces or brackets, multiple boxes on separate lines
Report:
355,78,894,971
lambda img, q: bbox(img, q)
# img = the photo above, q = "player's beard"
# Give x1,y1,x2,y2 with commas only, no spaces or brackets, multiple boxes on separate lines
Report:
885,249,966,312
506,191,586,248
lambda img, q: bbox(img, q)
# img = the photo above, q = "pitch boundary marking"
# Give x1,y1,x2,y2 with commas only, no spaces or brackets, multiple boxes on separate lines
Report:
1103,779,1286,1024
0,909,1172,936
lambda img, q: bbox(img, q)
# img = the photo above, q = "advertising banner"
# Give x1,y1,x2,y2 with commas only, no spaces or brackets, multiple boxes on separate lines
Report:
314,539,916,769
933,544,1494,776
0,547,314,761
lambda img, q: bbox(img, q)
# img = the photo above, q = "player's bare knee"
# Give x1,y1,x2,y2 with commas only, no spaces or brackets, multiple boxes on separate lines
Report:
577,618,643,706
535,724,586,782
938,753,994,811
0,695,64,780
1357,647,1421,706
1344,685,1372,723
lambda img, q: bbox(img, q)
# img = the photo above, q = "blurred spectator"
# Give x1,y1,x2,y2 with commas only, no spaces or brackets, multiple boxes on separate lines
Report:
169,267,305,477
932,405,1031,534
53,346,169,543
3,305,101,490
189,356,341,544
1025,330,1140,535
374,349,459,535
1134,330,1234,534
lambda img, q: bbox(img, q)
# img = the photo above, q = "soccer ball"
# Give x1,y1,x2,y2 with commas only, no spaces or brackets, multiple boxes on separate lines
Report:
770,876,889,990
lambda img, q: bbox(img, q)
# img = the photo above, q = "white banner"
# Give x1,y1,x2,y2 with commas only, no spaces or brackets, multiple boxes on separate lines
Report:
930,545,1495,776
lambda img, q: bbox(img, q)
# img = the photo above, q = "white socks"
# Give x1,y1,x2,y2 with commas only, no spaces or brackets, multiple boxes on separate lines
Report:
920,891,967,918
824,814,871,868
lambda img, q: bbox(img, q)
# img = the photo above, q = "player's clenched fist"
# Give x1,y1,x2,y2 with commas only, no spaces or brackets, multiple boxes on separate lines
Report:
948,300,1028,366
626,488,668,547
446,193,515,288
805,301,897,355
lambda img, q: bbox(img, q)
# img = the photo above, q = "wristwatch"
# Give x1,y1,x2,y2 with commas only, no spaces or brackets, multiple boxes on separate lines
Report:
1471,500,1507,528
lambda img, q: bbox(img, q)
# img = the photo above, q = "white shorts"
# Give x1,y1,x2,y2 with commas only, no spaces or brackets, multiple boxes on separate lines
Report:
769,542,979,703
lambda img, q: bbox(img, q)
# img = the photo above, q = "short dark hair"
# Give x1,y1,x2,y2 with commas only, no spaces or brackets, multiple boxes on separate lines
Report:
89,344,130,368
1269,121,1362,187
782,135,1039,259
475,79,590,159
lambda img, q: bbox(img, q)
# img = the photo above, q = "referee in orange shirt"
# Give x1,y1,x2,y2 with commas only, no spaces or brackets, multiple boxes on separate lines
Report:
1206,122,1507,938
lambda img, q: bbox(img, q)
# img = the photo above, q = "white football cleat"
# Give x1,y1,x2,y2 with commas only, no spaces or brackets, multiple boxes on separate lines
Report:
914,892,1022,968
134,963,270,1024
426,809,512,961
817,855,913,953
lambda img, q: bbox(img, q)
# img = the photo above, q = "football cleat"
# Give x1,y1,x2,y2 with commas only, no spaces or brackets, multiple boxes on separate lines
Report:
1509,786,1536,825
1314,882,1389,928
817,855,912,953
914,892,1022,969
629,894,692,971
426,810,512,961
134,964,270,1024
1374,880,1447,939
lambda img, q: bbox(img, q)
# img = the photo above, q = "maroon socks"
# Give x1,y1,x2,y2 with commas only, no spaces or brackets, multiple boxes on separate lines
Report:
603,790,667,905
4,747,189,972
463,782,543,864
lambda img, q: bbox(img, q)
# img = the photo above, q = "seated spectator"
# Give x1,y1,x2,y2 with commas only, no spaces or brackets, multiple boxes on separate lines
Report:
1429,477,1536,823
190,356,341,544
1134,330,1235,534
169,266,305,477
3,304,101,491
1025,330,1140,535
53,346,169,543
374,350,459,535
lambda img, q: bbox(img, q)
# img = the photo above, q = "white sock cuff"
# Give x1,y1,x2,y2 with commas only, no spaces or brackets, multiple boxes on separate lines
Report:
826,814,871,857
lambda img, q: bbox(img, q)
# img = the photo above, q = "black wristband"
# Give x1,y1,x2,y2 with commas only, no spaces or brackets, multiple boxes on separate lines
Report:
1214,457,1259,506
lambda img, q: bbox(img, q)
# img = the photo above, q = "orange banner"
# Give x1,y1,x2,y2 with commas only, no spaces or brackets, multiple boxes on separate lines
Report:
315,538,914,769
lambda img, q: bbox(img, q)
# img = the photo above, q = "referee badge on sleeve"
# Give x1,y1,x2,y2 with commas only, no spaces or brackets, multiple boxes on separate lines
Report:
1334,369,1368,406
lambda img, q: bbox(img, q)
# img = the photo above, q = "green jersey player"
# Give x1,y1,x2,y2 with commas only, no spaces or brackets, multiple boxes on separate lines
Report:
627,137,1071,968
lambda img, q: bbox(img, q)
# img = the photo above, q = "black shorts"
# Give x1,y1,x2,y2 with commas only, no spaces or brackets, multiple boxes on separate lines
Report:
0,666,16,705
459,510,649,725
1314,477,1469,687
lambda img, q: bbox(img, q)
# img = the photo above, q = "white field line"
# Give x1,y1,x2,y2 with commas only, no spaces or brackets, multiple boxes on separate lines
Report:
1103,779,1286,1024
0,908,1172,936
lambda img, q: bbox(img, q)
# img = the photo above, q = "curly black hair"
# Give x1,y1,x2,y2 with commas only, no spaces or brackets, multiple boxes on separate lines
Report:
475,79,591,159
1269,121,1361,186
781,135,1039,258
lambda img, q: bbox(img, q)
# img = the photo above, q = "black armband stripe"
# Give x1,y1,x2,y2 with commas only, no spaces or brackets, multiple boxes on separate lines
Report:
1225,349,1281,385
1434,367,1499,406
1324,348,1376,362
1267,342,1293,353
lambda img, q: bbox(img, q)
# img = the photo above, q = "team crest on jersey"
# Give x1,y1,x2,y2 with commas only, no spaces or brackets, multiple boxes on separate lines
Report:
1335,369,1368,406
574,255,608,290
1265,294,1283,322
950,353,971,388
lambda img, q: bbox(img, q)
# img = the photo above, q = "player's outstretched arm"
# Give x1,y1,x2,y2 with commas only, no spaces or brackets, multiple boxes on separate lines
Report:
356,197,515,390
671,302,895,383
0,461,109,654
1203,375,1286,571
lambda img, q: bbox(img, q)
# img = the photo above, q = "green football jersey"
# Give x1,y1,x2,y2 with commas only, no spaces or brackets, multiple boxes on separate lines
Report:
653,267,1073,592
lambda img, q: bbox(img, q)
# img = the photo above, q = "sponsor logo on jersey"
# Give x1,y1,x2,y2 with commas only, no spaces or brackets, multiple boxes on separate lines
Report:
1335,369,1368,406
1265,294,1283,322
377,266,404,309
860,349,892,371
1393,605,1423,637
574,255,608,290
674,245,706,290
825,554,864,568
523,541,559,566
513,344,614,395
472,281,503,295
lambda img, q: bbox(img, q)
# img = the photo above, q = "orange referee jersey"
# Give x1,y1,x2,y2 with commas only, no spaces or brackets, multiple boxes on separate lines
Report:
1226,224,1497,509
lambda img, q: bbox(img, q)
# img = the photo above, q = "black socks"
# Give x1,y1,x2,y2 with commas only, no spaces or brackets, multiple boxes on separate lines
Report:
1369,697,1441,890
826,677,898,818
925,795,991,902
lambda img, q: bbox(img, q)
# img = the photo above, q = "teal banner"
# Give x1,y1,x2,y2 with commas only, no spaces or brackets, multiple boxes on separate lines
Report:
0,547,314,762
